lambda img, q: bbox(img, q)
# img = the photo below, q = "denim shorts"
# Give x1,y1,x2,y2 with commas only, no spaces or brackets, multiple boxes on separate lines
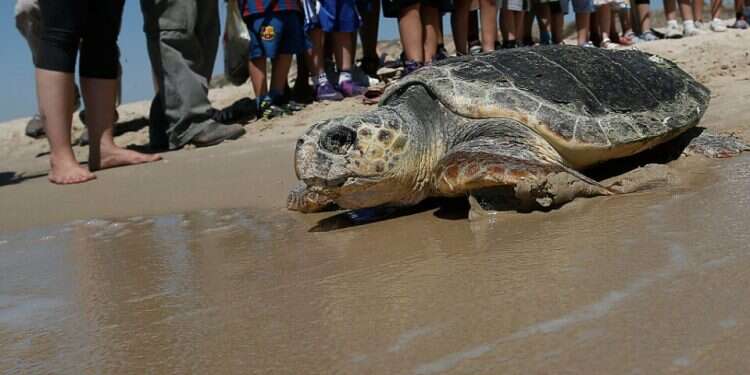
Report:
303,0,361,32
561,0,594,13
245,11,305,59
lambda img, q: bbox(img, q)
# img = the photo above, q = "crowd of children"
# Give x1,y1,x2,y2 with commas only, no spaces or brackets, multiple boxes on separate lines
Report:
231,0,750,120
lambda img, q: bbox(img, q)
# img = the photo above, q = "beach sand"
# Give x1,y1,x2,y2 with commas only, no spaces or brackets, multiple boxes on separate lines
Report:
1,29,749,232
3,27,750,374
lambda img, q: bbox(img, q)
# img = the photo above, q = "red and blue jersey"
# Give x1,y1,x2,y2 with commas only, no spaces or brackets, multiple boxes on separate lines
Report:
240,0,301,17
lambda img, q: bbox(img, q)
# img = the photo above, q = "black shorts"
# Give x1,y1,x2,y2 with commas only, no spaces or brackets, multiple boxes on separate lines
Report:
382,0,454,18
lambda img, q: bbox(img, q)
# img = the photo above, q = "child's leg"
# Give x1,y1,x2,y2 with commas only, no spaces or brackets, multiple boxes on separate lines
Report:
480,0,498,51
270,54,293,96
537,3,553,43
598,3,612,41
454,0,472,55
421,5,441,62
710,0,721,21
637,2,652,31
399,3,425,63
514,10,525,44
249,58,268,99
357,0,380,63
501,9,516,44
550,2,564,42
576,11,591,45
333,31,354,71
679,0,695,21
307,28,325,77
693,0,704,22
469,9,481,45
665,0,678,21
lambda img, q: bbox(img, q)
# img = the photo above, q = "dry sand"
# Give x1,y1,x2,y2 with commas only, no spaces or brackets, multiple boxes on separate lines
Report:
1,28,749,233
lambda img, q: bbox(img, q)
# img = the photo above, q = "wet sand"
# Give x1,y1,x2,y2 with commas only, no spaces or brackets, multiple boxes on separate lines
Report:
2,30,750,373
2,154,750,373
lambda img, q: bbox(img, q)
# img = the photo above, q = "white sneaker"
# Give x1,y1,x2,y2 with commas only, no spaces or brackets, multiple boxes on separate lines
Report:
683,24,703,37
710,19,728,32
666,22,682,38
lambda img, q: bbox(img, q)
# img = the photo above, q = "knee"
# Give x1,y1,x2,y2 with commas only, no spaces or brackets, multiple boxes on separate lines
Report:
79,36,120,79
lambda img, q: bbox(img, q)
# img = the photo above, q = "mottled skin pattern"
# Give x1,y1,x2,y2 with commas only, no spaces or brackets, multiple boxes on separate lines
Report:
288,46,746,213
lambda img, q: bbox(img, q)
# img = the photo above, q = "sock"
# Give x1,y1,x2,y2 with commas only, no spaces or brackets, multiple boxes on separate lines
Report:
684,20,695,29
540,31,552,45
312,72,328,86
712,18,722,23
338,70,352,84
667,20,678,28
268,89,282,104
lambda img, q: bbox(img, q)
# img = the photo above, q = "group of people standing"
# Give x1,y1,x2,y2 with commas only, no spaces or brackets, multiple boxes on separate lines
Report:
14,0,750,185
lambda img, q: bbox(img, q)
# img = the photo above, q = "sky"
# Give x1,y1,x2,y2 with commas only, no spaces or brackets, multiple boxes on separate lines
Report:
0,1,405,123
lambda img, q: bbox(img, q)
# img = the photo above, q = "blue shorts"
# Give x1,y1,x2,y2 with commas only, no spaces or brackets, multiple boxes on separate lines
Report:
303,0,361,32
561,0,594,13
245,11,305,59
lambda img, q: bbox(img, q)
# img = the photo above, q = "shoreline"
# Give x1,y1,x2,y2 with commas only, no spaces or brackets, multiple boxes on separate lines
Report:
2,29,750,233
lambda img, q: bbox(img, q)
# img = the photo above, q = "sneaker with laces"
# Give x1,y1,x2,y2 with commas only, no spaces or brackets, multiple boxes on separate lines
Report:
403,60,423,76
314,81,344,102
639,30,660,42
665,23,682,38
257,97,287,120
710,19,728,32
339,80,367,97
683,23,703,37
730,19,750,29
581,41,596,48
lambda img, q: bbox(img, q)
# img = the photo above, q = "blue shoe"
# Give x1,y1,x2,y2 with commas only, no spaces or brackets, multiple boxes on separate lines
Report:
315,81,344,102
339,80,367,97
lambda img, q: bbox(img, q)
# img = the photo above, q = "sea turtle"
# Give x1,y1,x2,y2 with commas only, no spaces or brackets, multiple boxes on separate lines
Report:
288,46,748,213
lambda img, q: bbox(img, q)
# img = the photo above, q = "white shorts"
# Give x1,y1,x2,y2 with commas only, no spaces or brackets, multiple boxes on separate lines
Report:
497,0,530,11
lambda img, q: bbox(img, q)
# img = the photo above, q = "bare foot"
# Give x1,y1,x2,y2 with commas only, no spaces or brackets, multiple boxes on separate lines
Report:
94,146,162,171
48,159,96,185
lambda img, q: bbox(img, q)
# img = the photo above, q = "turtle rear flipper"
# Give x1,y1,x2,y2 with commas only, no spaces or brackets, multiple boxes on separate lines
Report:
434,119,612,212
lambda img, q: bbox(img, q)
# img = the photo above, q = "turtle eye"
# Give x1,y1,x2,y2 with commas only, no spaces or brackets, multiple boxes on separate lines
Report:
320,126,357,155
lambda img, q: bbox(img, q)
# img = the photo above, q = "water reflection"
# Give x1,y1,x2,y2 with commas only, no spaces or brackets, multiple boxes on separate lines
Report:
2,156,750,374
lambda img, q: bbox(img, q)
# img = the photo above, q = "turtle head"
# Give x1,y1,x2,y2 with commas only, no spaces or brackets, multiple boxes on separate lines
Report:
290,109,426,212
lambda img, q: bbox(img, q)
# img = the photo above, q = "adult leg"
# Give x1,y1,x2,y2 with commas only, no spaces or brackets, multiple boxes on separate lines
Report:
141,0,227,149
81,0,160,170
36,0,93,184
550,1,564,42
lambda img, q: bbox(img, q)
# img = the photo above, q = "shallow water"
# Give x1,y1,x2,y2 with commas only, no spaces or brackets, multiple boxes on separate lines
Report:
2,156,750,374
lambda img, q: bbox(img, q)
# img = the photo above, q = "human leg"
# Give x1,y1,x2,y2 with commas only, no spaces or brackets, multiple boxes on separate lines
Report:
480,0,498,51
141,0,229,149
80,0,159,169
399,3,425,64
453,0,472,54
357,0,381,76
420,5,441,62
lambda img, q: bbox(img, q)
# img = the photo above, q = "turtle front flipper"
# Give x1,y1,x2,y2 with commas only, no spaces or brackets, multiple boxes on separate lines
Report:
434,119,612,212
